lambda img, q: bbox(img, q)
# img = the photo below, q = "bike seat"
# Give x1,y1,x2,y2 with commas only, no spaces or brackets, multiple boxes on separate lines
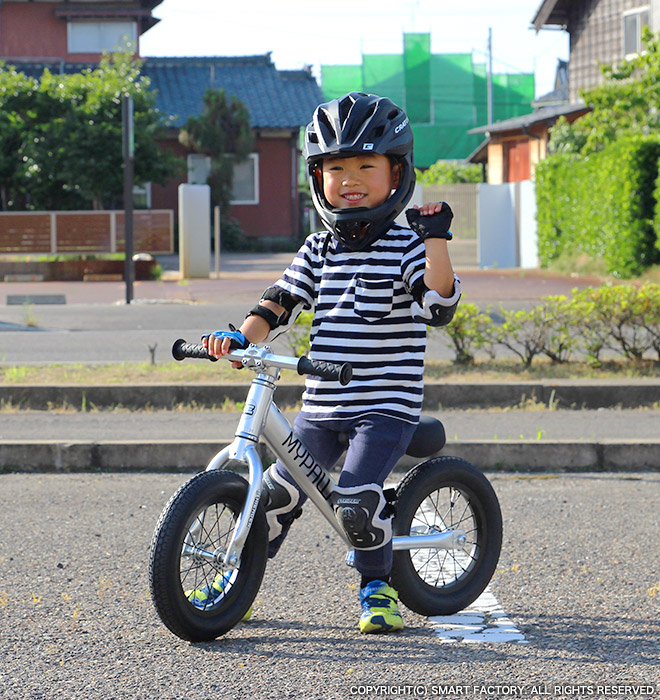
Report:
336,415,445,459
405,416,446,458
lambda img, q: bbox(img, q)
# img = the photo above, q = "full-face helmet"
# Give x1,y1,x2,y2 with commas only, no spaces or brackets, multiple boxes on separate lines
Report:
303,92,415,251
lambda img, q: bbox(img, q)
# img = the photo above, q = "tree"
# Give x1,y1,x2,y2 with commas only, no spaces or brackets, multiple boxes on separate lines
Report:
0,51,182,211
178,89,254,218
415,161,482,185
0,66,39,209
549,27,660,155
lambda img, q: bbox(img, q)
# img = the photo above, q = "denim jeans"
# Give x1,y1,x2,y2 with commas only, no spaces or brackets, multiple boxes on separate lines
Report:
272,412,417,578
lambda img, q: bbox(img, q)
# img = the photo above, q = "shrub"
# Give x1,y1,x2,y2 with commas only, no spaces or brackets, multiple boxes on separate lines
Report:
536,135,660,278
495,306,552,368
286,311,313,356
537,295,581,363
439,303,495,364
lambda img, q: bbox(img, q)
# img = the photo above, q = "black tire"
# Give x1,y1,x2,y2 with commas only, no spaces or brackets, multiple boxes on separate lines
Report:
391,457,502,617
149,470,268,642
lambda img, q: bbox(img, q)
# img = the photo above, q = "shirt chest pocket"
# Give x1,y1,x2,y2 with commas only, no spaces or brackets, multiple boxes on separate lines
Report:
353,277,394,321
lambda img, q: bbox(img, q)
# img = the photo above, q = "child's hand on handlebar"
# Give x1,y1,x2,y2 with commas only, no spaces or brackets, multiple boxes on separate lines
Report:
202,326,248,368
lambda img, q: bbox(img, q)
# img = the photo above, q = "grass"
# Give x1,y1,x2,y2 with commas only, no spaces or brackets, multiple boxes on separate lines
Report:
1,358,659,386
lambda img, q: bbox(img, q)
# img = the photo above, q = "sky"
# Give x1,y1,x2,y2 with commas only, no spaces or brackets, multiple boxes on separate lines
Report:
140,0,569,100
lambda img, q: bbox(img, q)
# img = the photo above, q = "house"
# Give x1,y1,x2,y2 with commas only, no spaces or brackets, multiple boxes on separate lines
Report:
0,0,162,62
467,100,590,183
0,0,323,241
532,0,659,101
142,55,323,241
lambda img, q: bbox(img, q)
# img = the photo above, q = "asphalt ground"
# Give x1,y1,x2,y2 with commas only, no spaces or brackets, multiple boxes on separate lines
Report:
1,472,659,700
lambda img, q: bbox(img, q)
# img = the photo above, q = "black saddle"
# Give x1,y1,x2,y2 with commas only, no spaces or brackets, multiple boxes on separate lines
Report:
337,415,446,459
405,415,446,458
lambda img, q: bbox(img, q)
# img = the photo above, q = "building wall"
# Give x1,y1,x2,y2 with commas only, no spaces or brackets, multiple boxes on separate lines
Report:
150,135,299,241
232,136,297,239
0,1,141,61
567,0,651,100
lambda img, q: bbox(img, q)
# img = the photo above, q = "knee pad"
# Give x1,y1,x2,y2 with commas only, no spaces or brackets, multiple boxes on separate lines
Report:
262,465,303,543
332,483,393,551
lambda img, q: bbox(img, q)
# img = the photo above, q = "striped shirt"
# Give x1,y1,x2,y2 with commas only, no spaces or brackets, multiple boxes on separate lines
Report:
274,227,434,424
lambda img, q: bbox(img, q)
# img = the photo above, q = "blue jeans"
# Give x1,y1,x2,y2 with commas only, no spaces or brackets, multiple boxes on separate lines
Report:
272,412,417,578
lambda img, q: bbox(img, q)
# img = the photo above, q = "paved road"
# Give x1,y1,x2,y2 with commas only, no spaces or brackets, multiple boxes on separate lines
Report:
1,472,658,700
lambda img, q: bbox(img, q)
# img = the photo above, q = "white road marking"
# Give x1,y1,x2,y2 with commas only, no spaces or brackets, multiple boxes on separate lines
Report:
428,587,527,643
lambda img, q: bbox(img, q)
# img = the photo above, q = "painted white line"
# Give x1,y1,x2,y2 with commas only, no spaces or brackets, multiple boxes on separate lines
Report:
428,587,527,644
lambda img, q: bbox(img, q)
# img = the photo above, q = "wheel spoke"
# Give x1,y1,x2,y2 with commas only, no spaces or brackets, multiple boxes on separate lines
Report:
408,484,480,588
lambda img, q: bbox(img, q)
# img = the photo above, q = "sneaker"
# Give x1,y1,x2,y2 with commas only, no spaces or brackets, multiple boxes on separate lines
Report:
185,572,252,620
358,580,403,634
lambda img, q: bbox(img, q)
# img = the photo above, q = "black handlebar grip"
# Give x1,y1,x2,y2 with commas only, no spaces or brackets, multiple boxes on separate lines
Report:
171,338,218,362
297,356,352,386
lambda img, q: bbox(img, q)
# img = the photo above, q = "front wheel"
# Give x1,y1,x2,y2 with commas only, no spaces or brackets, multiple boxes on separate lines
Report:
391,457,502,617
149,470,268,642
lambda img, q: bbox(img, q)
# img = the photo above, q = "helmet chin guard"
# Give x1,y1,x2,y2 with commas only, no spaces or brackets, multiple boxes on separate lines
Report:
303,92,416,251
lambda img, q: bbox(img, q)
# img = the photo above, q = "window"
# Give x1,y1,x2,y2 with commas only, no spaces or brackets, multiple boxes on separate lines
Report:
623,7,649,57
187,154,211,185
68,21,137,54
133,183,152,209
231,154,259,205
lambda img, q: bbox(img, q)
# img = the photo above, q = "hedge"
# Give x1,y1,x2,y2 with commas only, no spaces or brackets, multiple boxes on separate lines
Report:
536,135,660,278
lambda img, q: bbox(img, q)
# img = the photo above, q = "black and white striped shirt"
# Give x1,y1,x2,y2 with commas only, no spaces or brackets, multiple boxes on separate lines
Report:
275,227,447,424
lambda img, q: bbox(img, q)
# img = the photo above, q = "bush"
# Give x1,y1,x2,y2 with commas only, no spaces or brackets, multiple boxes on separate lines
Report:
286,311,313,356
416,161,482,185
572,284,656,362
284,283,660,369
439,303,495,365
536,135,660,278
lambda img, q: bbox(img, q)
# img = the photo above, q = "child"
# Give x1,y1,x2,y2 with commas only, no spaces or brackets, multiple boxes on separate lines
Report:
203,92,460,634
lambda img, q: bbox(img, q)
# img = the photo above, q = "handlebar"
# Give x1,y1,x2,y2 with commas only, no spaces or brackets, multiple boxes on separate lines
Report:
171,339,353,386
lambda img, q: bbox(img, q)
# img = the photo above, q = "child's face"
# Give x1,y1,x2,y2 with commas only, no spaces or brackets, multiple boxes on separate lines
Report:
320,153,400,210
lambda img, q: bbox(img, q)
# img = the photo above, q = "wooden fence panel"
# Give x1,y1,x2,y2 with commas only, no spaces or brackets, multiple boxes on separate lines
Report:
56,212,112,252
0,214,52,253
115,211,173,253
0,210,174,255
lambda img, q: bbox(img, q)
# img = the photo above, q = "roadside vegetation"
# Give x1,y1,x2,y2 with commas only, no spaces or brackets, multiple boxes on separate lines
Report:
2,282,659,387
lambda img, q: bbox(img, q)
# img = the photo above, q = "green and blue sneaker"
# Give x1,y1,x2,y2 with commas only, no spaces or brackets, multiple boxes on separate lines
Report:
359,580,403,634
185,572,252,620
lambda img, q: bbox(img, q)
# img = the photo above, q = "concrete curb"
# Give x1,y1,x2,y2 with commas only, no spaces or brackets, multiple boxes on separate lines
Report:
2,438,659,473
2,381,659,410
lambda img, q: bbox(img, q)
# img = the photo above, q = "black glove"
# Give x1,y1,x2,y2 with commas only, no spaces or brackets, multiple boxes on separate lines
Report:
405,202,453,241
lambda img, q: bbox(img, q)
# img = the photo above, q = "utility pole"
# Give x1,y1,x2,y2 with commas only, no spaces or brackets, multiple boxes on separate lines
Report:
122,94,134,304
487,27,494,125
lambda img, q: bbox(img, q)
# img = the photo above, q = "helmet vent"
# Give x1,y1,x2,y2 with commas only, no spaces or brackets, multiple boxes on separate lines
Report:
308,132,319,144
387,109,400,121
339,96,354,126
372,125,385,138
318,108,334,133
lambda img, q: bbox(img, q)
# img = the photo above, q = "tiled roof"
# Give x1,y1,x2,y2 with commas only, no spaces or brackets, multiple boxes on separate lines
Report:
142,54,324,129
468,102,589,135
7,54,324,130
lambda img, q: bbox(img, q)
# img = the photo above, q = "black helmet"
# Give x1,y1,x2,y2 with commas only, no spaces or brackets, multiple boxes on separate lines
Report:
303,92,416,251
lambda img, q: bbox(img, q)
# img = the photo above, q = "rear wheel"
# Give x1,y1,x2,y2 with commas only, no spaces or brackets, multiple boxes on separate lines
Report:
149,470,268,641
391,457,502,616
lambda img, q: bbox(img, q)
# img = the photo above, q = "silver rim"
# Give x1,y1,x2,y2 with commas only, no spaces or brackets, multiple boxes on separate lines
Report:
408,486,479,589
179,502,238,611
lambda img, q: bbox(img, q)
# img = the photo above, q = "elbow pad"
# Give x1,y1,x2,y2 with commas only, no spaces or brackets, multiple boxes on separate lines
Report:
411,276,461,327
259,286,306,342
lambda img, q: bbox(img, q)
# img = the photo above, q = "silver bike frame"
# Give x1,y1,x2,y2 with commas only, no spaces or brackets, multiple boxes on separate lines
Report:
203,346,465,570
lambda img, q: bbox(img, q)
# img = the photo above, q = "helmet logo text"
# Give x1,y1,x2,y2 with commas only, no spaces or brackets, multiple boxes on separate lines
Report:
362,143,374,150
394,117,409,134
